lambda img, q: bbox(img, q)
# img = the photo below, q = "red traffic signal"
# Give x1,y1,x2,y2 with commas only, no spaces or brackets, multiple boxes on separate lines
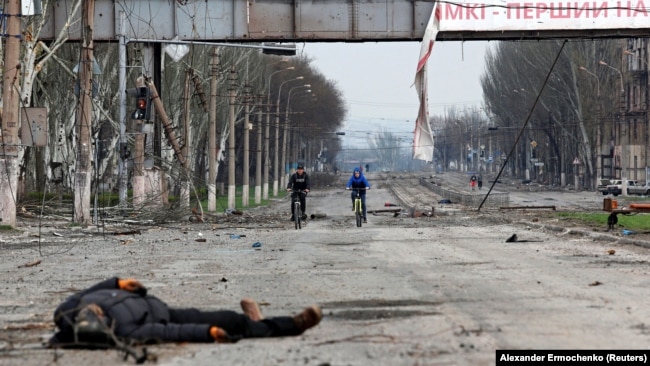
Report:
127,87,151,120
137,98,147,110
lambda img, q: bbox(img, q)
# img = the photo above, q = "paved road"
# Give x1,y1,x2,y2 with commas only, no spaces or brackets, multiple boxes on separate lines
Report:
3,175,650,365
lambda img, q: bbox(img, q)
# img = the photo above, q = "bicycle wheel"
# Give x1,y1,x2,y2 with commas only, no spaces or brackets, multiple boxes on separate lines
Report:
294,202,300,230
355,200,362,227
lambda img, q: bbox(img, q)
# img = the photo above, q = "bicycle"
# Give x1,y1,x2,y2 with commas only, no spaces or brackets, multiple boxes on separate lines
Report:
289,189,307,230
347,187,367,227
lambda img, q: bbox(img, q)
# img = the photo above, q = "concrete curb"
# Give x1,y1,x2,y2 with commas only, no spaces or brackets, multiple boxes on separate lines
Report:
519,220,650,249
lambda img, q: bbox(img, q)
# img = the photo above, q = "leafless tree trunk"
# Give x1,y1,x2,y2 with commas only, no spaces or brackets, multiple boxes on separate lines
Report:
73,0,94,224
0,0,22,227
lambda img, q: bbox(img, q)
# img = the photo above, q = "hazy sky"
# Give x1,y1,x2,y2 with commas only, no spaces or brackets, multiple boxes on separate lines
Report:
298,41,490,143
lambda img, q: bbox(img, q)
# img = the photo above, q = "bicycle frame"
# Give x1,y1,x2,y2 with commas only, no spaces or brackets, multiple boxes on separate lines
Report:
349,188,367,227
290,190,306,229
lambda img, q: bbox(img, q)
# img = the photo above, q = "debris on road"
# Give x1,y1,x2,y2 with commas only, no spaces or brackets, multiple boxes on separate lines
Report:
499,205,556,211
18,259,41,268
113,229,142,236
505,234,543,243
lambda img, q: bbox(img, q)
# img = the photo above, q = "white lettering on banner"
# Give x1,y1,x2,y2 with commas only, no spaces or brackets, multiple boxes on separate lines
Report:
438,1,649,31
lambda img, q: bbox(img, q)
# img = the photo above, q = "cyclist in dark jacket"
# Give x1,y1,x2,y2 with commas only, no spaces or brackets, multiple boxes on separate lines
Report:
49,277,322,347
286,163,310,221
346,167,371,223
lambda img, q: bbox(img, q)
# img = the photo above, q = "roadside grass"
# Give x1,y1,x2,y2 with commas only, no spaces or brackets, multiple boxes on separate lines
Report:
25,187,288,211
22,173,333,212
194,187,288,211
557,211,650,231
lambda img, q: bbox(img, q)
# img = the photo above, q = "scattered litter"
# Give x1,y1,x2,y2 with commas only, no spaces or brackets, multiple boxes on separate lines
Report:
113,230,142,236
220,277,228,282
191,207,204,222
120,239,133,245
607,249,616,255
384,202,398,207
589,281,603,286
252,242,262,248
506,234,518,242
195,238,207,242
18,259,41,268
505,233,543,243
622,229,636,236
230,235,241,239
438,199,452,204
52,232,63,237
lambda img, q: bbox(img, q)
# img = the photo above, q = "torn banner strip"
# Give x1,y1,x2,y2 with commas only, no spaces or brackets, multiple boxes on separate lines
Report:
412,2,440,162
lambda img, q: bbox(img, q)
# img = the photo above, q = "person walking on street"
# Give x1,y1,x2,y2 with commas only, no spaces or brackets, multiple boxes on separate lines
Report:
286,163,310,221
478,175,483,190
346,167,371,223
470,174,477,191
49,277,322,348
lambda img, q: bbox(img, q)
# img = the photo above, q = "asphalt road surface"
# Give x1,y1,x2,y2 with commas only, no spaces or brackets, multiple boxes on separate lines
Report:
2,171,650,365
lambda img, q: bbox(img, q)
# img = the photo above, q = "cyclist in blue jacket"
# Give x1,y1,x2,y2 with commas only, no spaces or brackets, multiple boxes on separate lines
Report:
345,167,371,223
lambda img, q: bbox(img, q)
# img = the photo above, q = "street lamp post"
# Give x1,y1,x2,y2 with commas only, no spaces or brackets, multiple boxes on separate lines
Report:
599,60,624,94
600,60,627,191
624,50,649,70
273,76,304,196
579,66,603,188
282,85,311,188
263,66,294,199
623,49,649,185
452,120,465,172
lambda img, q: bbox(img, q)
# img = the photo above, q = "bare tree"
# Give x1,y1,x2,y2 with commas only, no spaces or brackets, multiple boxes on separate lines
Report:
481,39,621,188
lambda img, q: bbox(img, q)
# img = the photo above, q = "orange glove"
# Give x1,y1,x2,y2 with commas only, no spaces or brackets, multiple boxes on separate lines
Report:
118,278,146,294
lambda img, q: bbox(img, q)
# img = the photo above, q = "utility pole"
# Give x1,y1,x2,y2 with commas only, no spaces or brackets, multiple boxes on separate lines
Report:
74,0,95,224
263,100,271,200
227,67,237,209
0,0,21,227
208,48,219,212
130,77,147,207
242,82,251,207
255,102,263,204
180,70,192,207
132,119,145,206
281,115,288,188
273,99,280,197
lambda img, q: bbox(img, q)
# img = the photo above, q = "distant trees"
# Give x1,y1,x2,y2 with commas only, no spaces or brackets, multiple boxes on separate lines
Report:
18,40,346,212
481,39,623,188
434,39,624,189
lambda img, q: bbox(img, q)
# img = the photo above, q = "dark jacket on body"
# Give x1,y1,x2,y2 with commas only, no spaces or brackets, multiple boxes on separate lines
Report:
51,277,211,345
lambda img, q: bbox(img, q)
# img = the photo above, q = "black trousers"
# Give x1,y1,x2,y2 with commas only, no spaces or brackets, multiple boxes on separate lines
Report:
168,308,301,338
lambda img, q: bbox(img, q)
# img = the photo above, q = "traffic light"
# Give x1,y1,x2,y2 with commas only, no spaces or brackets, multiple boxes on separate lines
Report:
127,87,151,120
